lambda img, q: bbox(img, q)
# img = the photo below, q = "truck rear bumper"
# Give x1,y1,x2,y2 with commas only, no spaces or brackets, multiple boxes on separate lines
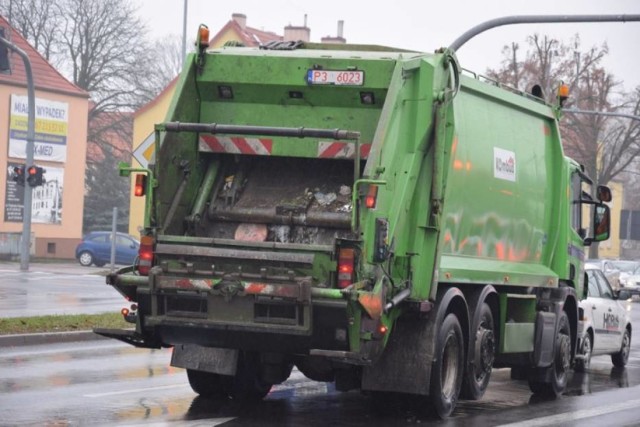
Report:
107,269,352,354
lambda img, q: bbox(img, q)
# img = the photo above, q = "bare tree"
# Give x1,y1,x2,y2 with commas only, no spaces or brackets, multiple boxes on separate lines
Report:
140,34,185,98
487,34,640,257
488,34,639,186
0,0,62,62
58,0,157,116
1,0,173,231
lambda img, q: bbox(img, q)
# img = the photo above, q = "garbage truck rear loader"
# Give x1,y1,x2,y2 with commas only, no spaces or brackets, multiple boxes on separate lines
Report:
96,27,611,418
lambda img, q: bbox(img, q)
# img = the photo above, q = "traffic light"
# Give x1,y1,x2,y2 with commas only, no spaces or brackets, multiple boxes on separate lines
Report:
26,165,45,187
11,165,25,186
0,27,10,73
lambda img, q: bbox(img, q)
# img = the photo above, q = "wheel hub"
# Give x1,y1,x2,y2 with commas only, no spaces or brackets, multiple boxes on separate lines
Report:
475,328,495,374
557,333,571,373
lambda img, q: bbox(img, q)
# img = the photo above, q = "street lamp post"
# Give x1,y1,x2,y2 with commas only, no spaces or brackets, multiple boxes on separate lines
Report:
0,34,36,271
181,0,188,68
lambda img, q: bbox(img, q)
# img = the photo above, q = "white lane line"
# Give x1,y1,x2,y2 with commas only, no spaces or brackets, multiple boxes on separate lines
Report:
84,383,189,398
24,274,104,281
122,417,236,426
497,398,640,426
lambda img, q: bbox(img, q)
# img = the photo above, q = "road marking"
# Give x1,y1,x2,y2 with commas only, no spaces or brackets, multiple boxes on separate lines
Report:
497,398,640,426
23,274,104,281
84,383,189,398
122,417,236,426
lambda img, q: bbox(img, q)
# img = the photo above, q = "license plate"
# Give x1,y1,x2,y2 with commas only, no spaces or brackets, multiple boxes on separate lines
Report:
307,70,364,86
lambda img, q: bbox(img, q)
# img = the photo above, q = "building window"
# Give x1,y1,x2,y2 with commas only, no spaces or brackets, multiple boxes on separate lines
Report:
47,242,56,254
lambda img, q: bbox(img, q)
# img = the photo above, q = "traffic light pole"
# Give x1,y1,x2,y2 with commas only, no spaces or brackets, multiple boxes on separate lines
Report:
0,36,36,271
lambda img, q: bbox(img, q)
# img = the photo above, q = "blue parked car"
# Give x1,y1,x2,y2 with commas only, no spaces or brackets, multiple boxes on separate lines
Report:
75,231,139,267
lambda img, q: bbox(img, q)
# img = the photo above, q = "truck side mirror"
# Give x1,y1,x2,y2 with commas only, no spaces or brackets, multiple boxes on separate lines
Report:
597,185,612,202
592,204,610,243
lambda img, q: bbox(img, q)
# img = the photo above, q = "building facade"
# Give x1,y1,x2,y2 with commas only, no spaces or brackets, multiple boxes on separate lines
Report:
0,16,89,259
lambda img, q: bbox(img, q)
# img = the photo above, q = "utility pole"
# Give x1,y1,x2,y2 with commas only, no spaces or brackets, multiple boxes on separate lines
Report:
0,33,36,271
181,0,188,68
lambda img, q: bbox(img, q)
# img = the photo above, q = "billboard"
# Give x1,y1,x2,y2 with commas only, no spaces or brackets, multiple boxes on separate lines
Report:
4,162,64,224
8,95,69,162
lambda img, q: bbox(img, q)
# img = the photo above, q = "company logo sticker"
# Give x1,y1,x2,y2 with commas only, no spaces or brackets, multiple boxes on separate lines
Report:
494,147,516,182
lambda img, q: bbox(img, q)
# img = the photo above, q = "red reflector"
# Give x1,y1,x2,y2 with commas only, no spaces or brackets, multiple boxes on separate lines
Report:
378,324,388,335
134,174,147,197
337,248,355,289
365,185,378,209
121,307,130,316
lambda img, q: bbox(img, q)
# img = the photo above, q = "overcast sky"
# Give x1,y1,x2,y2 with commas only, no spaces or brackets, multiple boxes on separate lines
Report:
139,0,640,92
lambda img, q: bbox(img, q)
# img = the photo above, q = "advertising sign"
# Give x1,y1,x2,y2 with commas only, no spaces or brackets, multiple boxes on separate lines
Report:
8,95,69,162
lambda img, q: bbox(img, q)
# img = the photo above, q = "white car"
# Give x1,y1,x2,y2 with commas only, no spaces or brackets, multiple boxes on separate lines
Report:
586,259,621,290
618,262,640,295
575,266,632,372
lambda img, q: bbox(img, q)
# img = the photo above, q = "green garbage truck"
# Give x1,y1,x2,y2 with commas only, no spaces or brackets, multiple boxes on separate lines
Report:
96,25,612,418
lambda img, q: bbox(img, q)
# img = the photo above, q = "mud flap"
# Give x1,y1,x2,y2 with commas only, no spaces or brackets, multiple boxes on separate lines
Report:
533,312,556,367
171,344,239,376
361,315,435,395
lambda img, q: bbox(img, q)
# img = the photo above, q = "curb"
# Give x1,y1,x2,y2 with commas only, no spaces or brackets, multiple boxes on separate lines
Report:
0,330,109,347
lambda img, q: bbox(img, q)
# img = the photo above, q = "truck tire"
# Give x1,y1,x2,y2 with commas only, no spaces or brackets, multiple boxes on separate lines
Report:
462,303,495,400
528,311,571,397
574,331,592,372
186,369,232,398
231,352,273,400
430,313,464,419
611,328,631,368
186,352,272,400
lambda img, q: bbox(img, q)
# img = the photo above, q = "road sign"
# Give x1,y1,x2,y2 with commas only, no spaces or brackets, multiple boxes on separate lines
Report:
132,132,155,168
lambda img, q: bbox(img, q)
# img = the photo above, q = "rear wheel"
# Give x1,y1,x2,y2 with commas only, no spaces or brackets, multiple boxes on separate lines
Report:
231,352,272,400
612,328,631,367
78,251,94,267
462,303,495,400
186,352,272,400
575,332,592,372
528,311,571,397
430,313,464,419
187,369,232,398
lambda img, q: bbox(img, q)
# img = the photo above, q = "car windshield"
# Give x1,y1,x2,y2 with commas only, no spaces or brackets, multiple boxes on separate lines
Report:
611,261,640,274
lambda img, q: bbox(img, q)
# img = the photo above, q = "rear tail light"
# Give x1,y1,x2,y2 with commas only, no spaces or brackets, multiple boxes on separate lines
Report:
134,174,147,197
138,235,154,276
337,248,355,289
365,185,378,209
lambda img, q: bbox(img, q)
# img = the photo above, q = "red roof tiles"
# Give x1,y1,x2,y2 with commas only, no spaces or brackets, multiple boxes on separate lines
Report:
0,15,87,98
209,19,283,48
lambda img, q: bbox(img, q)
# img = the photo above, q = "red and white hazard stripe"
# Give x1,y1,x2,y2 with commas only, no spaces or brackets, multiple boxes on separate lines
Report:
199,134,273,155
318,141,371,159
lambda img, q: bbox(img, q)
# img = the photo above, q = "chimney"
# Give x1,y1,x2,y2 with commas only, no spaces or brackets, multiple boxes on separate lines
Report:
283,14,310,42
232,13,247,29
320,20,346,44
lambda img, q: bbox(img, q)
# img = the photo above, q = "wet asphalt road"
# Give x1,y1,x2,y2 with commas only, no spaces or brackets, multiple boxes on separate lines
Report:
2,312,640,426
0,262,124,317
1,262,640,425
1,340,640,426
